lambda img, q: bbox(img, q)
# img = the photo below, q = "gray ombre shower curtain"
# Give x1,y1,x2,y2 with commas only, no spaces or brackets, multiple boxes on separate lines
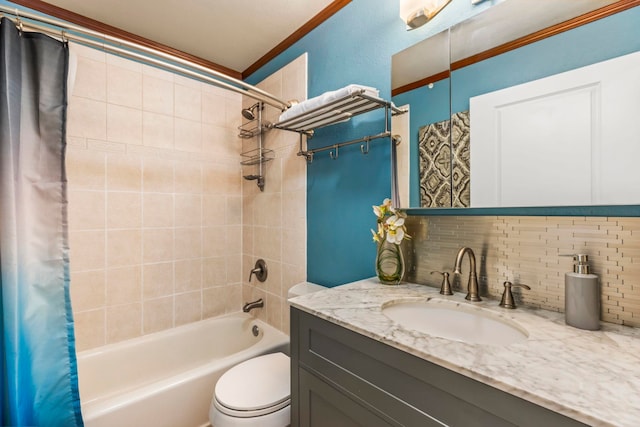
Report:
0,18,83,426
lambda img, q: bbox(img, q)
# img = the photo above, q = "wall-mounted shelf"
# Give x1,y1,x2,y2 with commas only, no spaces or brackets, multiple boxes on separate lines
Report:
238,102,271,191
270,89,407,162
240,147,274,166
238,119,269,139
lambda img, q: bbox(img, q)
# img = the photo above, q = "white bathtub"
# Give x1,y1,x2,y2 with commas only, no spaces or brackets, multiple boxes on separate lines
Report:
77,312,289,427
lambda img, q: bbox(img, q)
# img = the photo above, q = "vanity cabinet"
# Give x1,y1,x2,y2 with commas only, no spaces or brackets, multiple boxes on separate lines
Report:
290,307,588,427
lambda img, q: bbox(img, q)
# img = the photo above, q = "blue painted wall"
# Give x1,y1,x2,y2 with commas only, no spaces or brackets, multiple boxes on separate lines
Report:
246,0,494,287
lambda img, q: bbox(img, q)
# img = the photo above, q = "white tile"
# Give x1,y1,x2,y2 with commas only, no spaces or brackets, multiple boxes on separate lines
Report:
143,112,174,150
106,52,142,73
67,136,87,149
174,194,202,227
87,139,127,153
202,91,226,126
143,193,174,228
143,75,174,115
174,73,202,90
225,97,243,129
70,42,105,63
282,53,308,103
107,104,142,145
68,190,105,230
254,226,282,262
66,148,106,190
67,97,107,140
142,64,175,82
107,65,142,109
73,56,106,101
257,72,283,104
175,84,202,121
174,118,202,153
202,124,238,159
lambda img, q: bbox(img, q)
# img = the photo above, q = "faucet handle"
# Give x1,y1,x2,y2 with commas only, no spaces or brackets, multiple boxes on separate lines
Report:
499,281,531,309
248,259,268,282
431,271,453,296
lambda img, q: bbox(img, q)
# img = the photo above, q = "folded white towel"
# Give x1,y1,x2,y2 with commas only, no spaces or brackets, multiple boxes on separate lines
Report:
279,84,380,124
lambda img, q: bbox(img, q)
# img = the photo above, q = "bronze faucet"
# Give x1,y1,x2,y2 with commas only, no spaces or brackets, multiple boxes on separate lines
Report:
453,247,481,301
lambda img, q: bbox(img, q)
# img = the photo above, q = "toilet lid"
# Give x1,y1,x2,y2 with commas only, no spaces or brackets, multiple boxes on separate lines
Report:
215,352,290,412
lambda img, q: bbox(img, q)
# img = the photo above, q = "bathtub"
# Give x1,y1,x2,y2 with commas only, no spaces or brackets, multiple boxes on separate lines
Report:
77,312,289,427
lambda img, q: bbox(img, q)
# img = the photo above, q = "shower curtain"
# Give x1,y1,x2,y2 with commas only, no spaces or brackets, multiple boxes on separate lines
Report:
0,18,83,426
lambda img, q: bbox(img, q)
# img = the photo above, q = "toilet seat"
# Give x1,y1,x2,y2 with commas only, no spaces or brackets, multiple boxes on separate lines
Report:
214,352,290,418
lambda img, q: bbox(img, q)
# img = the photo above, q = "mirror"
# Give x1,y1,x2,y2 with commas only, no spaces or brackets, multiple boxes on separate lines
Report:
392,29,450,208
392,0,639,209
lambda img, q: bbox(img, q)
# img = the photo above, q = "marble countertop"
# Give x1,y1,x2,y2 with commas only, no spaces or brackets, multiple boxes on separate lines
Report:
289,278,640,427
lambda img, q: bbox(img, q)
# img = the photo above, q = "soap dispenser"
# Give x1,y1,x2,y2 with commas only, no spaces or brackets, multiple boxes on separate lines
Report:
561,254,600,330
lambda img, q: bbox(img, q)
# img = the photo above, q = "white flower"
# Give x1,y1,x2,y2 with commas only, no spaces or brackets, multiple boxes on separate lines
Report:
371,198,410,245
386,227,405,244
385,215,405,244
372,198,392,219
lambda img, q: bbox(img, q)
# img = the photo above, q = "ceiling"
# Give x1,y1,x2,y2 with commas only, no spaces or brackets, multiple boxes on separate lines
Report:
36,0,337,75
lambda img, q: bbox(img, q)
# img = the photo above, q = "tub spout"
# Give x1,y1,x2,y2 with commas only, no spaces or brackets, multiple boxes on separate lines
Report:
243,298,264,313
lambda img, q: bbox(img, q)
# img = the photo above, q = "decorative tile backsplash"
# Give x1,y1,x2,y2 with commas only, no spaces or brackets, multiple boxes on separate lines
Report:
404,215,640,327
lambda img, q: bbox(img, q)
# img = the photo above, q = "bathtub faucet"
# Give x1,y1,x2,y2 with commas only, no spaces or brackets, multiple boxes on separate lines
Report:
243,298,264,313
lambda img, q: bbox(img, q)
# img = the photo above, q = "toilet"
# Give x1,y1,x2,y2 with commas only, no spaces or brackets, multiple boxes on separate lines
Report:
209,282,326,427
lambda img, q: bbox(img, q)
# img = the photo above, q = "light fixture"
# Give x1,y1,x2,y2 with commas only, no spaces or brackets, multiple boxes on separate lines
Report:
399,0,452,30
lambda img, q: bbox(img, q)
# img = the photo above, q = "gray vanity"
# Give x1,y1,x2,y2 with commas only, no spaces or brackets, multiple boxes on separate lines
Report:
289,279,640,427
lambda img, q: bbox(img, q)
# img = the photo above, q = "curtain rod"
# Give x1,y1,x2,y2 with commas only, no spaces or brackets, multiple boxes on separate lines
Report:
0,5,291,110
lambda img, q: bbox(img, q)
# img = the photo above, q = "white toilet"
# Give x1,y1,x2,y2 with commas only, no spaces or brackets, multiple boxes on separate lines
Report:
209,282,326,427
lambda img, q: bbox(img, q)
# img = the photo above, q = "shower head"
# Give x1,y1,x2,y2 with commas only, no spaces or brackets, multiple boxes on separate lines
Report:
241,103,260,120
241,108,255,120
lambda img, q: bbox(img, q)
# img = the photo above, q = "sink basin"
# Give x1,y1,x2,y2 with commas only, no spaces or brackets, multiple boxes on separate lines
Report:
381,299,528,346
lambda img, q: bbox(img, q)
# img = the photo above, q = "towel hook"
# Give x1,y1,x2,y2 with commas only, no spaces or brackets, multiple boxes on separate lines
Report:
329,145,339,160
360,137,370,155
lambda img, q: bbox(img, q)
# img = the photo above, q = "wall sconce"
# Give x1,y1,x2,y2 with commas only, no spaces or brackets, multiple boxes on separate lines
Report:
399,0,452,30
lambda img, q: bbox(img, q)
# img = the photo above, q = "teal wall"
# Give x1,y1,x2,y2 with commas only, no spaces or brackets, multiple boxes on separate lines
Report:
246,0,494,287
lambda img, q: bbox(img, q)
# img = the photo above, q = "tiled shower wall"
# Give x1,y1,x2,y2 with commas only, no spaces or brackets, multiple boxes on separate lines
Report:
242,54,308,335
405,215,640,327
67,43,244,351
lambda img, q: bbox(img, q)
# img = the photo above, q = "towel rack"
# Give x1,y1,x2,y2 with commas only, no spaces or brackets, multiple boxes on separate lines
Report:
271,89,407,163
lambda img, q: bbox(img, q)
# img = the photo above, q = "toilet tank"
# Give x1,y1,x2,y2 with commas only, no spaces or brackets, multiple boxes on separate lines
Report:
287,282,326,299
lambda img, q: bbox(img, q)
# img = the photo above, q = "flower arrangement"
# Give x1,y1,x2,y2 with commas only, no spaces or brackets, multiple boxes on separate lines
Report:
371,198,410,245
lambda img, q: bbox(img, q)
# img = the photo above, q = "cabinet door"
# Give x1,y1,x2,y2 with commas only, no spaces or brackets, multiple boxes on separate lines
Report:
299,369,403,427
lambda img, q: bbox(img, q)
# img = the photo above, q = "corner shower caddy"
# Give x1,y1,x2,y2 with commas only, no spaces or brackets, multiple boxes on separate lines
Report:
238,102,274,191
270,89,406,163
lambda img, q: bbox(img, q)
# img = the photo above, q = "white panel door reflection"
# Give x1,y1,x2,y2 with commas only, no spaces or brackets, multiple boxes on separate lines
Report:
470,51,640,207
